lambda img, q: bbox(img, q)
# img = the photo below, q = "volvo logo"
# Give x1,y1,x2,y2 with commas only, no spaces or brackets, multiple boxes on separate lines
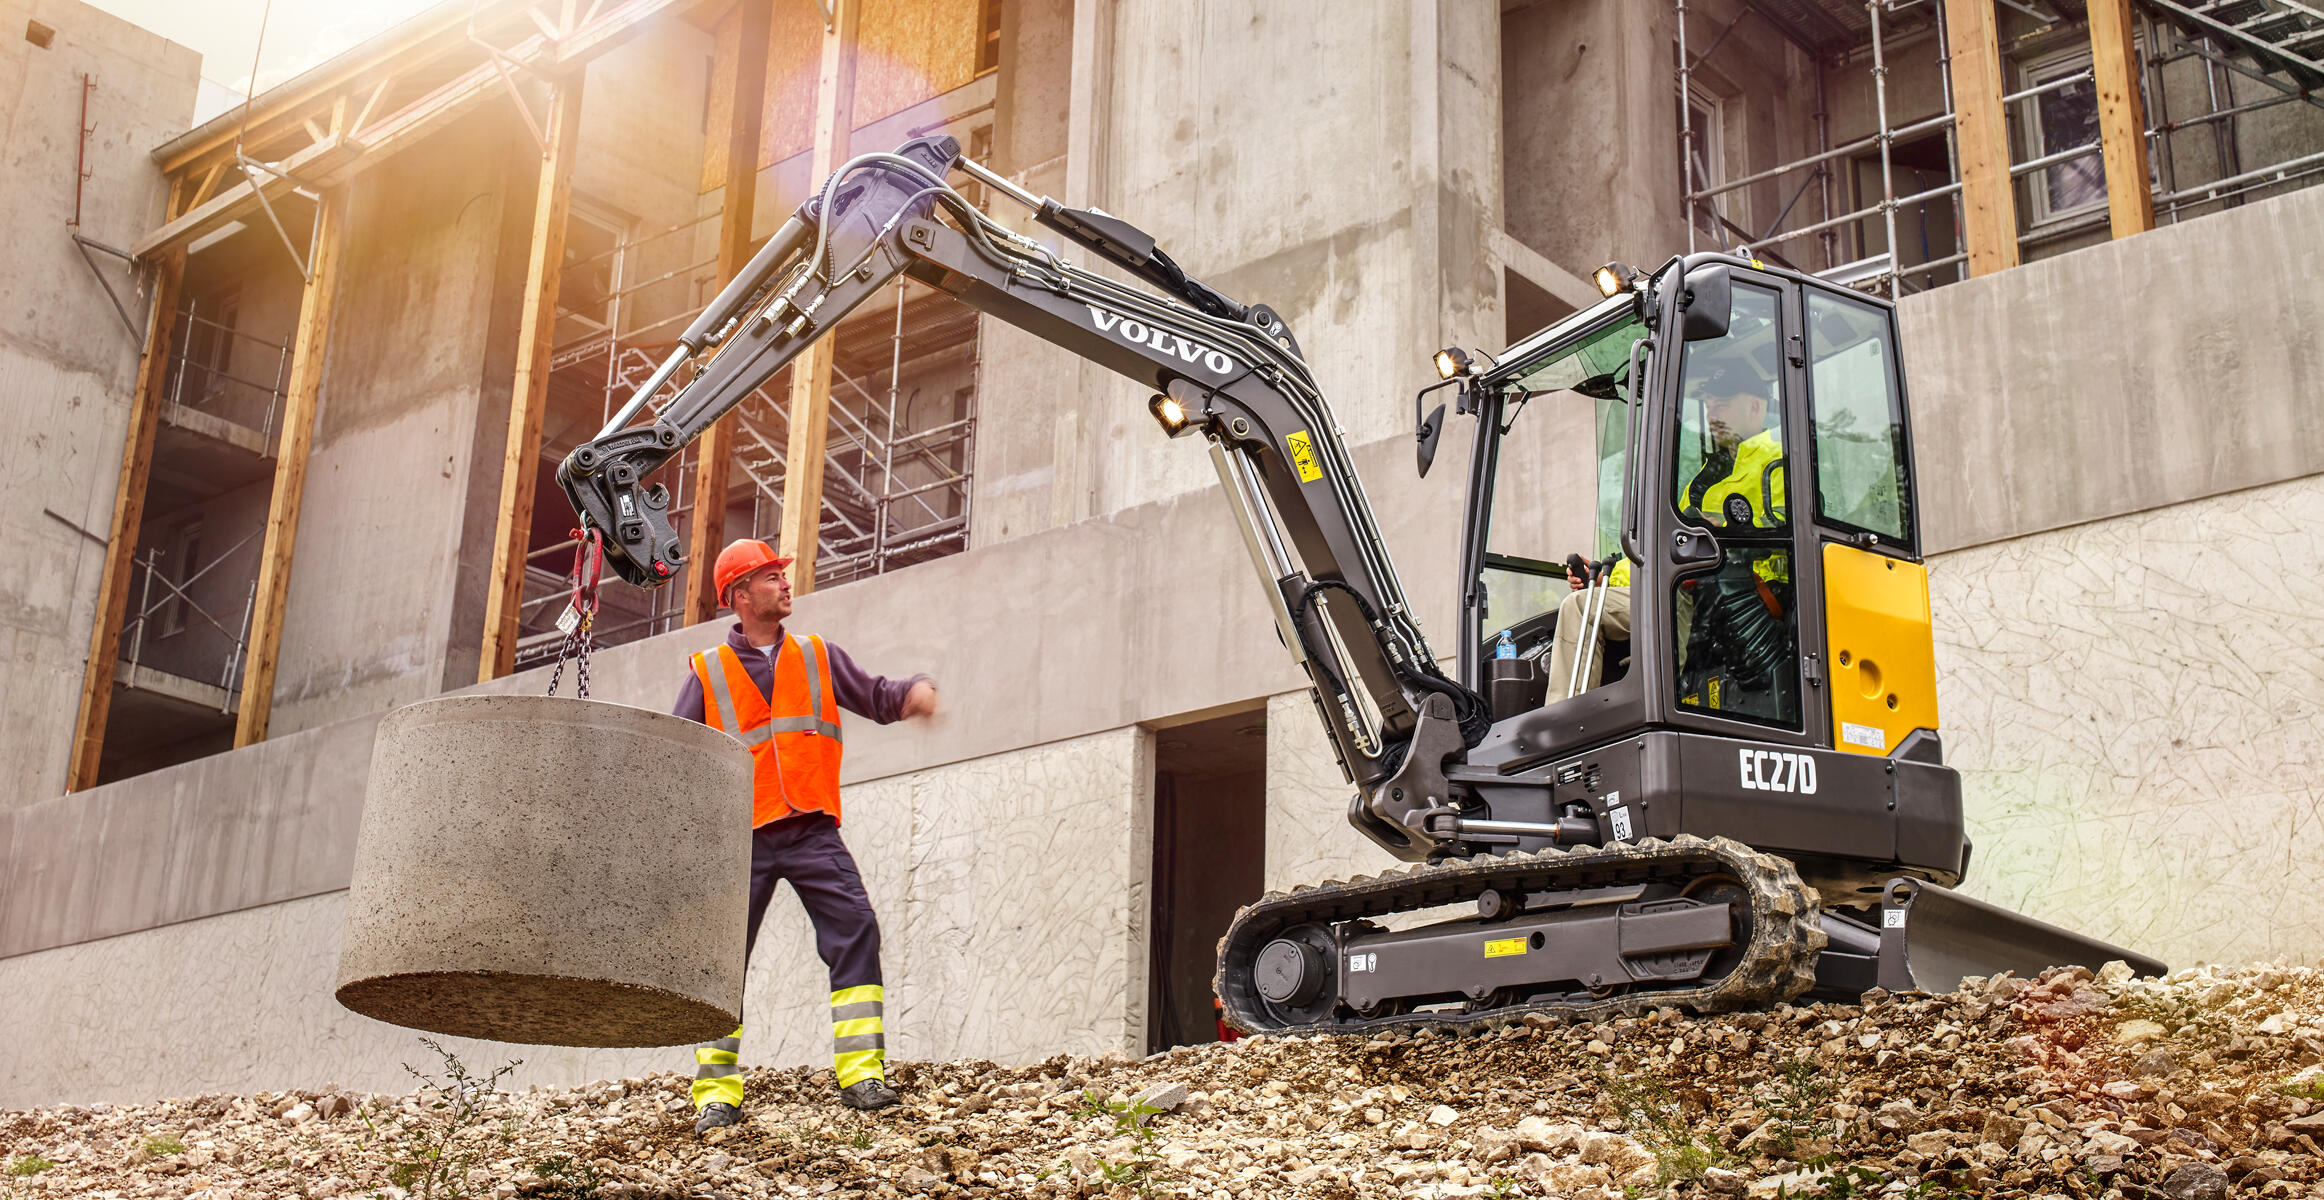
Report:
1082,303,1237,375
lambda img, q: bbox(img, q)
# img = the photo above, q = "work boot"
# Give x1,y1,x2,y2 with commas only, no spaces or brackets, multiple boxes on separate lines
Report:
838,1079,899,1111
693,1101,742,1134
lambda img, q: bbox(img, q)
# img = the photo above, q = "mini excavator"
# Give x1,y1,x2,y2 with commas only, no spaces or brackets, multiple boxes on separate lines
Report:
559,135,2163,1035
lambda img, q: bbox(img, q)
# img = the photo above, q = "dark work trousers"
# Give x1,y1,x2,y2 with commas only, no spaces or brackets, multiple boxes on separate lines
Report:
744,812,882,990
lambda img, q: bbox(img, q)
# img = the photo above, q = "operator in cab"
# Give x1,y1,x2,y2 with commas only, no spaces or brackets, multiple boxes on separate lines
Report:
1544,366,1785,697
673,539,938,1130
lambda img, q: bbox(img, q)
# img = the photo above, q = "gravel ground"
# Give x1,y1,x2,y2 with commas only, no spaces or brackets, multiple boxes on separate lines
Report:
6,961,2324,1200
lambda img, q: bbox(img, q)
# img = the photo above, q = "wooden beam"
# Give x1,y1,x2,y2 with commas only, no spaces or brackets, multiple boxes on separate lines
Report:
685,0,774,626
139,0,691,260
1943,0,2020,276
778,0,860,598
479,74,589,681
234,188,350,746
64,253,184,792
2086,0,2155,239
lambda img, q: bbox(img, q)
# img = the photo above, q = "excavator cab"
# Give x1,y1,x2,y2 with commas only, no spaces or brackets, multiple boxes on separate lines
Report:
1449,255,1961,899
1463,256,1924,754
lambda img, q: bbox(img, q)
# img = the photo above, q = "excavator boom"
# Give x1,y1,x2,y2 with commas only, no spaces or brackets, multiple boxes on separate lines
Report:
560,135,1483,813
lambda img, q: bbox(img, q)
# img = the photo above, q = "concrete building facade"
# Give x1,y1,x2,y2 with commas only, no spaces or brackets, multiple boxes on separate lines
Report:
3,0,2322,1107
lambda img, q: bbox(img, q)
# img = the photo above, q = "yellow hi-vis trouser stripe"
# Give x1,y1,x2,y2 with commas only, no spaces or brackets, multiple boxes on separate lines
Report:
691,1025,744,1110
830,986,886,1088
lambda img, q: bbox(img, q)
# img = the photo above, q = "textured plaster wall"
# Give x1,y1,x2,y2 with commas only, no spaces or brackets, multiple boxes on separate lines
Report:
1930,472,2324,972
0,727,1151,1108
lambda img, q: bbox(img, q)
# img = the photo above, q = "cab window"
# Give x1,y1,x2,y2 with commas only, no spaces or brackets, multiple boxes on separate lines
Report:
1803,291,1913,547
1479,317,1644,650
1667,283,1800,729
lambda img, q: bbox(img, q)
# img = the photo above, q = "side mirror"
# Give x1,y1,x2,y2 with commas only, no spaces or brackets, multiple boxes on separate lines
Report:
1680,265,1732,342
1416,400,1448,477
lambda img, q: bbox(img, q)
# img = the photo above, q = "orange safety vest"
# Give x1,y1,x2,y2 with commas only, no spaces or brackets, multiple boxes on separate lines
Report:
691,637,845,828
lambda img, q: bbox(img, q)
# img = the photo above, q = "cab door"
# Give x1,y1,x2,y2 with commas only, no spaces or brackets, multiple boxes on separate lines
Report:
1643,269,1828,750
1795,285,1935,758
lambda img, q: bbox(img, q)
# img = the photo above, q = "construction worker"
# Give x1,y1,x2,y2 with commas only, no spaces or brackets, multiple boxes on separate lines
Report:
674,538,937,1130
1544,366,1785,696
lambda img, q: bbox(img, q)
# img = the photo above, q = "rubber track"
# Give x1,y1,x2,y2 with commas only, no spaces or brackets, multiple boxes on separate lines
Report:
1213,835,1825,1036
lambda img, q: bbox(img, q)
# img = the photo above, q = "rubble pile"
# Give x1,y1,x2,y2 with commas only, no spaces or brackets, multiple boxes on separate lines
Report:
6,961,2323,1199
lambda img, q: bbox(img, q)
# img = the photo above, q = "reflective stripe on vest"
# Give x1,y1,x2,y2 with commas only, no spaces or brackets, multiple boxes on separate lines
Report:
692,637,845,826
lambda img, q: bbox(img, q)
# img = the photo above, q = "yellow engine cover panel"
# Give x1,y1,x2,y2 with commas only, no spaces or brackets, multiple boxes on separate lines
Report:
1821,542,1939,755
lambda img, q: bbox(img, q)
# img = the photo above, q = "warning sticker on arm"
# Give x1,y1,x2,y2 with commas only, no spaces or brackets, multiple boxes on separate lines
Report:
1285,431,1323,482
1483,937,1528,959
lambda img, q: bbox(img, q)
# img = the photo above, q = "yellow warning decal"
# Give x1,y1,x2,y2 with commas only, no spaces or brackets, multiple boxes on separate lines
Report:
1286,431,1323,483
1484,937,1528,959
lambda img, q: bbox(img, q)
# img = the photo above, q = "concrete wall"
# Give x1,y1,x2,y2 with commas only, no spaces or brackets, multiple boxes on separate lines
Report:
262,121,535,735
0,725,1152,1107
1902,181,2324,554
969,0,1501,548
0,0,198,809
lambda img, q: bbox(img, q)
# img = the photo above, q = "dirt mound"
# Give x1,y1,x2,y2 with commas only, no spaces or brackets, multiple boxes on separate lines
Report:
6,962,2323,1199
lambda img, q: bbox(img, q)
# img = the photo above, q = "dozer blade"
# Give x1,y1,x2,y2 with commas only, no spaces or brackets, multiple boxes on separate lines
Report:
1849,877,2166,994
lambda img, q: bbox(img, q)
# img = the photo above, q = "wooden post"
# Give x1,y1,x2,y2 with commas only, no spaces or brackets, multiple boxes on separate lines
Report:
478,74,589,681
234,188,350,746
65,252,185,791
684,0,774,625
2086,0,2155,238
1942,0,2020,276
779,0,860,597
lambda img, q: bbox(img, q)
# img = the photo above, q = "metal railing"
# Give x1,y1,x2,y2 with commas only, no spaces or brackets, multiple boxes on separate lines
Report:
119,534,260,710
166,300,291,448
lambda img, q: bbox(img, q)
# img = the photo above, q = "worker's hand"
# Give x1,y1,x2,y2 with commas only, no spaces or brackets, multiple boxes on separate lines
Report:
901,679,938,721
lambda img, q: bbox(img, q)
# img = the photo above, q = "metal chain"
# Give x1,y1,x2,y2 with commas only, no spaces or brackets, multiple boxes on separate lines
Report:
546,527,605,700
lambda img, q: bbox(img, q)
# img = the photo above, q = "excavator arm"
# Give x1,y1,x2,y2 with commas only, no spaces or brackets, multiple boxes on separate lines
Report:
558,135,1488,854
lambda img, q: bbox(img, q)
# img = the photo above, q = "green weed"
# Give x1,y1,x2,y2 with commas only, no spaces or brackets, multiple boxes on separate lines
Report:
3,1158,54,1177
1598,1069,1729,1184
142,1136,186,1157
2272,1073,2324,1101
527,1153,603,1199
1044,1089,1171,1198
355,1037,522,1200
1759,1057,1839,1163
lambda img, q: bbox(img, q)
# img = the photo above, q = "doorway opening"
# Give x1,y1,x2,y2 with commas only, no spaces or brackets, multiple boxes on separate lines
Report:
1147,706,1268,1053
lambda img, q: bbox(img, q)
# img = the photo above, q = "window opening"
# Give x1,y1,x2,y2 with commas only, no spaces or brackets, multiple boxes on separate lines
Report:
2017,44,2107,225
976,0,1003,76
1679,81,1731,241
161,521,204,638
1669,284,1799,728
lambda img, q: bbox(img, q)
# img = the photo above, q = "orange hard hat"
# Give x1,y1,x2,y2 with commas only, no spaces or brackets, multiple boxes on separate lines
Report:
713,539,792,607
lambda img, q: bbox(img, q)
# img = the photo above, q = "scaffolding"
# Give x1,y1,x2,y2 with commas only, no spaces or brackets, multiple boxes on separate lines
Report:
1674,0,2324,298
165,298,292,448
513,205,980,666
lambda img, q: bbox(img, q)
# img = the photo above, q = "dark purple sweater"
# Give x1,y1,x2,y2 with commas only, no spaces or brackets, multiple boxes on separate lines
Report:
672,623,928,728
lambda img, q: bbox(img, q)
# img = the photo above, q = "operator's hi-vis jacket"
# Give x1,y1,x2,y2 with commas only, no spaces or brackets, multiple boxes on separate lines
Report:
1602,428,1789,590
690,636,845,827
